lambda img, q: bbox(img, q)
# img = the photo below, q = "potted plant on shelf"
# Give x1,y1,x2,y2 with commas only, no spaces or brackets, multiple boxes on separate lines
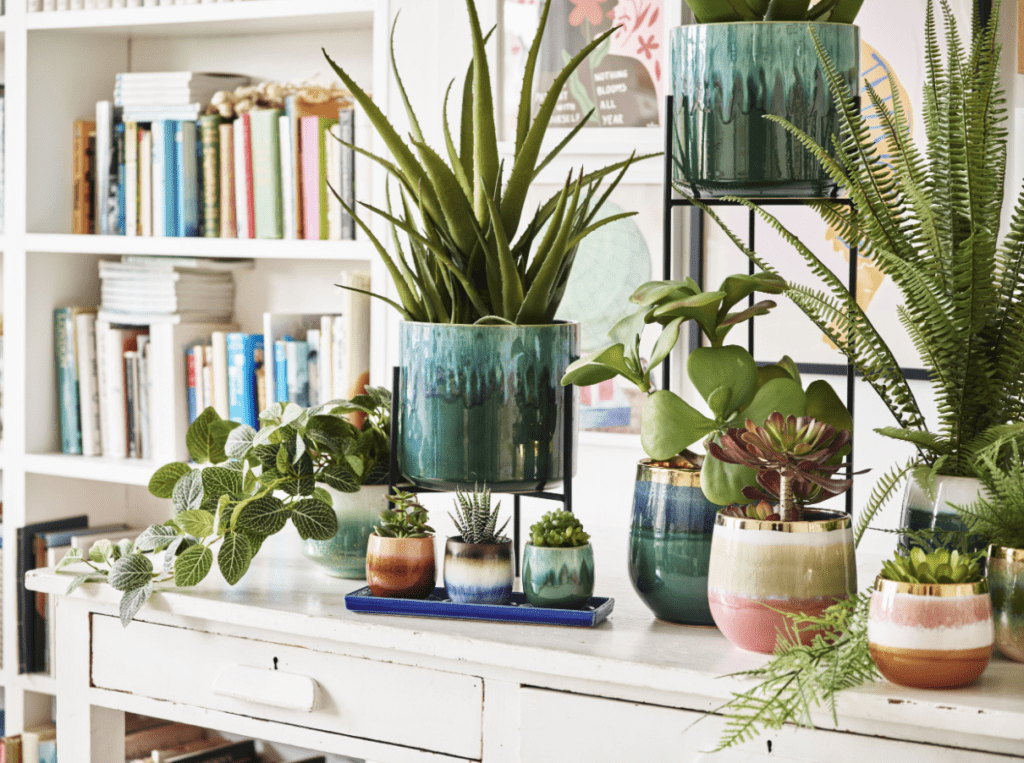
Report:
690,1,1024,546
366,491,437,599
561,273,852,625
522,509,594,609
321,0,648,493
706,414,858,653
444,485,514,605
672,0,863,197
868,545,992,689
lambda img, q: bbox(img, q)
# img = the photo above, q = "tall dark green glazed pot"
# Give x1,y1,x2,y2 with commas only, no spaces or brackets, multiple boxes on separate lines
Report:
398,321,579,492
671,22,860,197
629,458,720,625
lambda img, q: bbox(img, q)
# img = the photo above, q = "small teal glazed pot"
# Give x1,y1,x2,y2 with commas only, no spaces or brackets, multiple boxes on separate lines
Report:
522,543,595,609
988,545,1024,662
398,321,579,493
301,484,388,578
672,22,860,197
629,458,720,625
444,537,514,605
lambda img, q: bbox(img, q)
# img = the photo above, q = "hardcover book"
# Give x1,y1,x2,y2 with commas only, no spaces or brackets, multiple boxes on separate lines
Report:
250,108,284,239
176,120,200,237
54,307,88,455
199,114,222,238
152,120,179,237
219,122,237,238
226,333,264,428
300,115,337,240
72,120,96,234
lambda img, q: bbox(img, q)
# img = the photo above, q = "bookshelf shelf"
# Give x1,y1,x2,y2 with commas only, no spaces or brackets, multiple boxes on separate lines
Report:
23,453,157,487
25,0,376,36
24,233,376,262
13,671,57,696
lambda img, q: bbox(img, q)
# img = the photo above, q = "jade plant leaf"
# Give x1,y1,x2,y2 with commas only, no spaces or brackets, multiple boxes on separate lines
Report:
641,391,717,460
805,380,853,459
700,452,760,507
652,291,725,345
630,279,698,306
733,377,807,428
562,343,643,389
687,346,759,419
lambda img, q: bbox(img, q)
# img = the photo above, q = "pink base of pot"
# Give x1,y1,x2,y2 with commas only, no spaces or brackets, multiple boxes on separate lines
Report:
708,589,842,653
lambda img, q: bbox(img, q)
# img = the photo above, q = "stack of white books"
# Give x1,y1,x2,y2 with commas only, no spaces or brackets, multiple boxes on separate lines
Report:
31,1,241,12
115,71,248,122
98,255,250,324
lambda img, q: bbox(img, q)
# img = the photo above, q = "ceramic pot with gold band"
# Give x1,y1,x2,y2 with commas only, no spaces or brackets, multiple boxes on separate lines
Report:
707,509,857,653
628,458,720,625
987,545,1024,662
868,576,994,689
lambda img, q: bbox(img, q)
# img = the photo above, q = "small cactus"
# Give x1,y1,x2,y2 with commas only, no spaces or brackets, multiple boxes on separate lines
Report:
450,485,509,544
880,546,985,586
529,510,590,548
375,491,435,538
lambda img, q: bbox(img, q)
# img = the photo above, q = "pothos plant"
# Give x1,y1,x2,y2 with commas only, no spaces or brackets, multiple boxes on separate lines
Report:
56,388,392,626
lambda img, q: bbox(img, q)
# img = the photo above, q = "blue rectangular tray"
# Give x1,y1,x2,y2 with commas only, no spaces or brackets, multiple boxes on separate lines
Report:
345,587,614,627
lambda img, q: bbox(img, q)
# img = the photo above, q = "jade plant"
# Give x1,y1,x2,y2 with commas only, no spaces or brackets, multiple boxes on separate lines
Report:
880,546,985,586
529,510,590,548
321,0,650,325
561,274,852,505
686,0,864,22
709,414,855,521
450,485,509,544
56,390,392,626
375,491,435,538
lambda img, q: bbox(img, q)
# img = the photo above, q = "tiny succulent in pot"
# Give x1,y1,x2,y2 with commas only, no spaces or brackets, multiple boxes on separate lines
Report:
444,485,514,605
449,485,509,544
524,510,594,609
685,0,864,23
879,546,985,586
529,510,590,548
375,491,435,538
366,491,437,599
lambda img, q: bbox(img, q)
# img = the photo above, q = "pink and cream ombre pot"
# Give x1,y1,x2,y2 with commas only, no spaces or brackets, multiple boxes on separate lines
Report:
867,577,994,689
707,509,856,653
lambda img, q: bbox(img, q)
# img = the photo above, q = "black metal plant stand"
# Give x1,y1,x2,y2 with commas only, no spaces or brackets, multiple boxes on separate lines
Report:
386,366,575,575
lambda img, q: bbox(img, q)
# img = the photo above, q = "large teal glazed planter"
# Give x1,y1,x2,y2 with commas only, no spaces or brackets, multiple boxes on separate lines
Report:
988,545,1024,662
671,22,860,197
629,458,719,625
522,543,595,609
398,321,579,492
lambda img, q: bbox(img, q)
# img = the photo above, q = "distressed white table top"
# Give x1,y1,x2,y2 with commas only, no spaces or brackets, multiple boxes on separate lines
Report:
28,530,1024,752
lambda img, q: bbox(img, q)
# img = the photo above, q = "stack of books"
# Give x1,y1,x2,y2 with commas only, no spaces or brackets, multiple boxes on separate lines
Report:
30,0,241,10
185,332,264,429
77,71,365,240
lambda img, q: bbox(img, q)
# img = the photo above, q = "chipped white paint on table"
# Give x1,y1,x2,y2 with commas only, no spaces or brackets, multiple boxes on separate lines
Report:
26,533,1024,763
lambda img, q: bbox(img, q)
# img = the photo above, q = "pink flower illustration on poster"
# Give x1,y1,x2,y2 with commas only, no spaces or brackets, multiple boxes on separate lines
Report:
569,0,607,26
607,0,663,105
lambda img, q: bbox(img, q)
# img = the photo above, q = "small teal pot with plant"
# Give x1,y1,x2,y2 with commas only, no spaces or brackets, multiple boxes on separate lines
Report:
523,509,595,609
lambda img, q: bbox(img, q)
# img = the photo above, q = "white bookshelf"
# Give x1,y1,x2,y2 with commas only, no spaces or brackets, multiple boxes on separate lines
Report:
0,0,393,735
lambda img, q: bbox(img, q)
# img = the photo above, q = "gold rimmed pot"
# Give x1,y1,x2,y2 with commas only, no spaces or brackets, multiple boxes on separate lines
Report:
987,545,1024,662
707,508,857,653
868,576,994,689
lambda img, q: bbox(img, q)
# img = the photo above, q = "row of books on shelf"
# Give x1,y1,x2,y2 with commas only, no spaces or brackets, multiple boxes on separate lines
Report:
30,0,246,10
77,71,368,241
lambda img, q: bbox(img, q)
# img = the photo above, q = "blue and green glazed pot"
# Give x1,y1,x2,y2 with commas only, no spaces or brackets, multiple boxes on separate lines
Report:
671,22,860,197
629,458,720,625
899,475,984,551
522,543,595,609
444,537,515,605
988,545,1024,663
301,484,389,578
398,321,579,492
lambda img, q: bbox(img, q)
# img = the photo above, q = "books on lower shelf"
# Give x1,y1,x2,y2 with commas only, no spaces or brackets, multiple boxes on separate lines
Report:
77,73,367,240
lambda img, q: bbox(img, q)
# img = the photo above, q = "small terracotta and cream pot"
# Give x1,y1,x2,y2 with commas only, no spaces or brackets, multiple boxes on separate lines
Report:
707,509,857,653
365,534,436,599
868,576,994,689
988,545,1024,662
444,537,514,605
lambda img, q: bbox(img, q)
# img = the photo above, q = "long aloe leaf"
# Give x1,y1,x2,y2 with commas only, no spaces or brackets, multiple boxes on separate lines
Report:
565,211,637,251
765,0,812,20
465,0,499,222
390,13,424,146
411,138,477,258
518,178,581,324
825,0,864,22
442,81,473,199
459,26,496,194
525,177,571,286
391,186,449,323
515,0,553,154
480,183,524,319
335,282,414,322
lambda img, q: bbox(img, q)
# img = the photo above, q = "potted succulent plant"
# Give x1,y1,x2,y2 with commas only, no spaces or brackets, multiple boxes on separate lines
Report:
562,274,851,625
672,0,863,197
366,491,437,599
691,1,1024,546
444,485,514,605
868,545,993,689
522,509,594,609
706,414,858,653
322,0,648,492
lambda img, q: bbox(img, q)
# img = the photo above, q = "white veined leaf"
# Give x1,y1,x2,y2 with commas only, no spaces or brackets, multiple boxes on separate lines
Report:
108,554,154,592
135,524,180,553
173,544,213,587
120,583,154,627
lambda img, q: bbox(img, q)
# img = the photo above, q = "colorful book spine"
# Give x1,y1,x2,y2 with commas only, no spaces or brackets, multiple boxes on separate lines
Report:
72,120,96,234
226,333,264,428
95,101,113,235
273,340,288,404
152,120,178,237
326,124,342,240
54,308,83,455
75,311,102,457
114,121,126,235
211,330,230,419
199,114,222,238
307,329,320,407
176,120,200,237
279,114,297,239
242,112,256,239
284,95,304,239
138,335,151,460
284,340,310,407
300,116,337,240
139,127,152,237
318,316,333,404
219,122,237,238
125,350,141,458
232,118,250,239
250,108,284,239
125,121,139,236
338,107,355,240
186,346,198,424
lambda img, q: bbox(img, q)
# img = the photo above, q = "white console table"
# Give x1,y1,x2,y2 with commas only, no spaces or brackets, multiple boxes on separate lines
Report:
26,534,1024,763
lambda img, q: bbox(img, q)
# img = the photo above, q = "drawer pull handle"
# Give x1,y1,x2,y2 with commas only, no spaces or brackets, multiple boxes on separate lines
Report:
212,665,320,712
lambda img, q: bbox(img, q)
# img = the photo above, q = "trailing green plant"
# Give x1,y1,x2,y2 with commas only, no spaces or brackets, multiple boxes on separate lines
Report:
708,414,855,521
529,510,590,547
688,0,1024,543
56,390,392,626
561,274,852,505
957,439,1024,549
879,545,985,585
450,485,509,544
685,0,863,23
375,491,435,538
321,0,650,325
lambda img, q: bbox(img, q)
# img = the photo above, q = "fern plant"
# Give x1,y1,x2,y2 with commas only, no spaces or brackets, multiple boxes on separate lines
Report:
957,440,1024,549
450,485,509,544
689,0,1024,543
685,0,864,23
322,0,649,325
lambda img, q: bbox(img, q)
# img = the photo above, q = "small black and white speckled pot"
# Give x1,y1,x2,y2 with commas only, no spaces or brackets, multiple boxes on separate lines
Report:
443,537,514,605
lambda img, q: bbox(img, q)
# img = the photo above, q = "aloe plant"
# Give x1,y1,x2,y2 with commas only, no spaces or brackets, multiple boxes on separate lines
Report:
322,0,649,325
686,0,864,22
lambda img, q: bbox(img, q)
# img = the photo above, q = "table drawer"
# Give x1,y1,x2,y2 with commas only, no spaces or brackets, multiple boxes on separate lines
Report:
91,614,482,759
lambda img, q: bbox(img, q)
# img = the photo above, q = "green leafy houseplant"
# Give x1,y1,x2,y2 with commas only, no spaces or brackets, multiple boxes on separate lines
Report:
375,491,435,539
450,485,509,544
320,0,649,325
57,390,393,626
691,0,1024,541
561,274,852,504
957,440,1024,550
529,509,590,548
685,0,863,22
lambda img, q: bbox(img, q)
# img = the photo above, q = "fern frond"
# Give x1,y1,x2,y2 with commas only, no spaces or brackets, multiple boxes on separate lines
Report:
855,458,917,545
